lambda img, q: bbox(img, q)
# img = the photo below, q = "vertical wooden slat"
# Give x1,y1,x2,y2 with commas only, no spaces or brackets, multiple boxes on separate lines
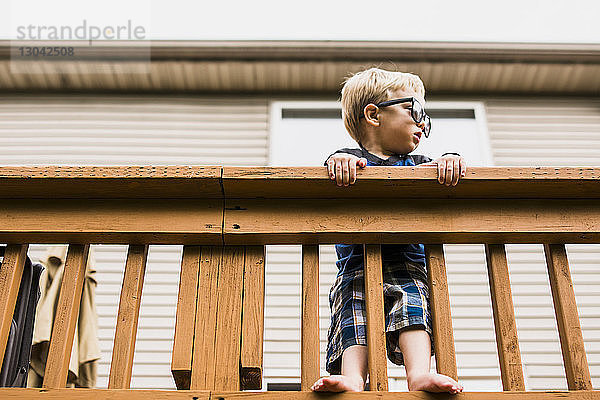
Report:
213,246,245,391
108,244,149,389
363,244,388,391
190,246,221,390
0,244,28,370
300,245,320,391
425,244,458,380
240,245,266,390
544,244,592,390
171,245,202,390
484,244,525,391
43,244,90,388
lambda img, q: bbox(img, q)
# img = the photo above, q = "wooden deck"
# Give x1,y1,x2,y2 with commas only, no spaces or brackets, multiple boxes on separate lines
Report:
0,166,599,397
1,388,600,399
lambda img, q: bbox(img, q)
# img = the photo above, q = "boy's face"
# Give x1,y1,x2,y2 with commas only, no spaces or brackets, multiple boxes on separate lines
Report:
369,87,427,155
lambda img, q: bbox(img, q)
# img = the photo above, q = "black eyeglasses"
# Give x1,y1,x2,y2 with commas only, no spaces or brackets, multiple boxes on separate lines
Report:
360,97,431,138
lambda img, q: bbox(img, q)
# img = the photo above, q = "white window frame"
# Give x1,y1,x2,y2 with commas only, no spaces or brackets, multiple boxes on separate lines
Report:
269,100,494,166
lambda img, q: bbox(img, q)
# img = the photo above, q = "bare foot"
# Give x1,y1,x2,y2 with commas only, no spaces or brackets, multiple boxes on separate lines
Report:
408,372,463,394
311,375,365,392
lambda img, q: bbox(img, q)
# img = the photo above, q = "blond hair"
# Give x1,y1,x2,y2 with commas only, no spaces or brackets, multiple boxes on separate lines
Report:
341,68,425,144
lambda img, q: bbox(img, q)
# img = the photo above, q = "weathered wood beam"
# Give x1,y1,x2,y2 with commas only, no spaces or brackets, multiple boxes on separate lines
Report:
213,246,245,391
213,392,600,400
364,245,389,391
222,166,600,199
43,244,90,388
240,246,266,390
544,244,592,390
223,198,600,244
425,245,458,380
485,244,525,391
0,199,222,244
0,244,28,370
190,246,221,390
2,388,600,400
1,166,599,200
0,388,210,399
300,245,320,391
109,244,149,389
171,246,202,390
0,166,222,199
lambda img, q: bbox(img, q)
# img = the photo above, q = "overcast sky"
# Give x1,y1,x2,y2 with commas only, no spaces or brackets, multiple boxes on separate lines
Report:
3,0,600,43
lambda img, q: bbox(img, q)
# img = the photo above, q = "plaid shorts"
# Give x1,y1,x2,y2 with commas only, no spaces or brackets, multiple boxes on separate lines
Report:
326,259,433,374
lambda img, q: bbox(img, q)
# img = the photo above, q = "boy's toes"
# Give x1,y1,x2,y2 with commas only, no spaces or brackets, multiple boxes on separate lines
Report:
311,375,364,392
310,378,324,391
409,373,463,394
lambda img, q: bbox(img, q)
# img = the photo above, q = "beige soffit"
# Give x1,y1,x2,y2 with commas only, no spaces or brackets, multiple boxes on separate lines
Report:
1,40,599,94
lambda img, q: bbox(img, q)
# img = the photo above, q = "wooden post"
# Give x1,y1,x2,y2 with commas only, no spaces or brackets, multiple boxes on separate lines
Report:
213,246,245,391
190,246,221,390
544,244,592,390
109,244,149,389
300,245,320,391
240,246,266,390
172,245,202,390
363,245,388,391
425,244,458,380
484,244,525,391
43,244,90,388
0,244,28,371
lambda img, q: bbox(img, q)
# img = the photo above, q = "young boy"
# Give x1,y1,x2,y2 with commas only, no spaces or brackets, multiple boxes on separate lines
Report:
311,68,466,394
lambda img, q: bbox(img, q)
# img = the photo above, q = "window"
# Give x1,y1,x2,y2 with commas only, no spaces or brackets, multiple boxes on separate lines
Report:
269,101,493,166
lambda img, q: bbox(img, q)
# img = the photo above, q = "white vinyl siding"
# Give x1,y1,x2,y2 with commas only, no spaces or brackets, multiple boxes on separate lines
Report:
485,98,600,166
0,96,268,166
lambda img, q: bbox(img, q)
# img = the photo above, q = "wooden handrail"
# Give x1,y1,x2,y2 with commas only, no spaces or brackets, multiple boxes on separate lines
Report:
0,166,599,243
0,166,598,398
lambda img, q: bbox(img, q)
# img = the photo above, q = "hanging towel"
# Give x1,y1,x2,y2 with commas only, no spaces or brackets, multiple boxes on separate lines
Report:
27,245,100,388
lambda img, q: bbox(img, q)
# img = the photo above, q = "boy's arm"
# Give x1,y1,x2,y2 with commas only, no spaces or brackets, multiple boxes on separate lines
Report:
324,148,367,187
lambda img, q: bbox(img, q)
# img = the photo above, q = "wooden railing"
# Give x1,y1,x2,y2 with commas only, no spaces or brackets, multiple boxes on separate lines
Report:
0,166,599,399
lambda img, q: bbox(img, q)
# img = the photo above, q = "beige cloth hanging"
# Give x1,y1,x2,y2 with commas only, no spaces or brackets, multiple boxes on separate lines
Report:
27,245,101,388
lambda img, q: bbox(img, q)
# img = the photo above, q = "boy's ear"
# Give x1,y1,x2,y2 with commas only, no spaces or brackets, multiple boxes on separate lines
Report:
363,104,380,127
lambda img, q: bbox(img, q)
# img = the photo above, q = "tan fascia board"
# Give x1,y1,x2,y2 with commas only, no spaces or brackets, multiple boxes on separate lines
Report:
1,40,599,63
